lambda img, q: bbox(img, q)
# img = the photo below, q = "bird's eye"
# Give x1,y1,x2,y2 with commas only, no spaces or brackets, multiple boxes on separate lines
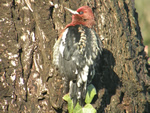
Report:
79,11,84,15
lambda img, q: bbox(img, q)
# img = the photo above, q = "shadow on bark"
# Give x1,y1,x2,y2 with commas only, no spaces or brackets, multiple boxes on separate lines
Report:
92,49,122,112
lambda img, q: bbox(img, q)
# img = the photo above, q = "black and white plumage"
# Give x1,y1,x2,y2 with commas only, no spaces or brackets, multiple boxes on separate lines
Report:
53,25,102,106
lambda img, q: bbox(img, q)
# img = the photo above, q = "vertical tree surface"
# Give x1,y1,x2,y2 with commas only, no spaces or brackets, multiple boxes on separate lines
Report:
0,0,150,112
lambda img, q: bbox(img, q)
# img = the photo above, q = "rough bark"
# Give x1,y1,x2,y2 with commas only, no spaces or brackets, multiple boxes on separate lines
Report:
0,0,149,113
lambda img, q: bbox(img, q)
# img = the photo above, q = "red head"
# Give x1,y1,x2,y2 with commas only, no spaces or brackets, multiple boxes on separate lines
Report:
65,6,95,28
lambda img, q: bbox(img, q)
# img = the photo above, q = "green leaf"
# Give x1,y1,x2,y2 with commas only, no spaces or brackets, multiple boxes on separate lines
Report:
63,93,73,113
63,85,97,113
73,102,82,113
73,103,96,113
82,104,96,113
148,58,150,65
85,84,97,104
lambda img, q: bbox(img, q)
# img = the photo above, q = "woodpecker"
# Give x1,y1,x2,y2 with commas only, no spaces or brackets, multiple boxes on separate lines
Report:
53,6,102,106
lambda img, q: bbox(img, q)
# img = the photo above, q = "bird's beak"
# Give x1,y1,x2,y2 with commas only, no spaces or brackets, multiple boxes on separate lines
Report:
64,7,79,15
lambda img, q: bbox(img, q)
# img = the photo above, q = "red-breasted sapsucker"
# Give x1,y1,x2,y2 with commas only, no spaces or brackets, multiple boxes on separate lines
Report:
53,6,103,106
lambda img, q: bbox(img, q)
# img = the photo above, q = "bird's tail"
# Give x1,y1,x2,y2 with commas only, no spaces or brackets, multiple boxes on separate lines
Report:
69,80,86,107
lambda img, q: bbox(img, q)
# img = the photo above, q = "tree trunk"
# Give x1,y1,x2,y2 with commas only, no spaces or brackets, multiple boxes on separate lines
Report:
0,0,149,112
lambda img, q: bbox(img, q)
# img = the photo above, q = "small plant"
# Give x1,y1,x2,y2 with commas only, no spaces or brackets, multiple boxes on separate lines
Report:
63,84,96,113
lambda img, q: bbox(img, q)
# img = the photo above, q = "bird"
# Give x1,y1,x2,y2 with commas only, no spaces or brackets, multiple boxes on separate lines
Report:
52,6,103,106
